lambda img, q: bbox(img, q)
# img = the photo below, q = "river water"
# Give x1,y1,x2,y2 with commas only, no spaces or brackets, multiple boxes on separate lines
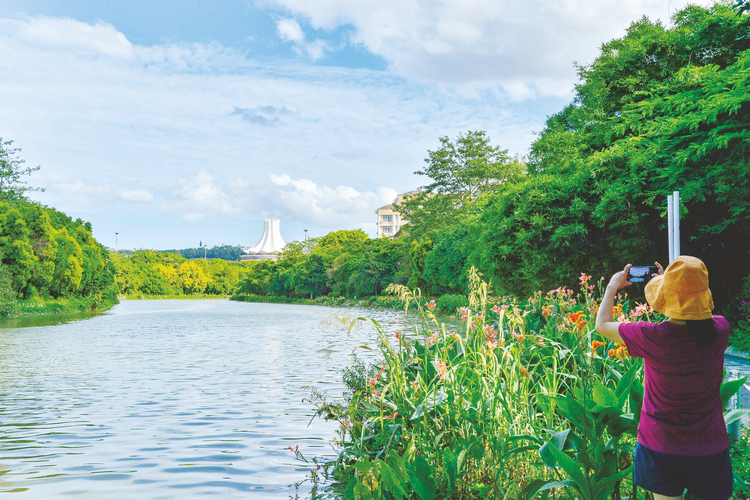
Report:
1,300,748,499
0,300,415,499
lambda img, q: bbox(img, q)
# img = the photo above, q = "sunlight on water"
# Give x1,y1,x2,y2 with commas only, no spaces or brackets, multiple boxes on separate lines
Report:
0,300,420,499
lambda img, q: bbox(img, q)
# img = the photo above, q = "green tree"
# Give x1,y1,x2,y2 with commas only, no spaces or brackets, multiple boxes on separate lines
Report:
397,131,522,237
474,4,750,304
0,139,44,200
406,237,432,291
0,263,18,317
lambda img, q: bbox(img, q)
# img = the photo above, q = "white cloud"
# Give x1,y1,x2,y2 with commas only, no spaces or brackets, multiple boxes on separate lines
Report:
0,13,563,244
276,18,305,43
275,17,331,60
267,0,715,94
170,170,242,220
163,171,397,229
117,189,154,202
16,16,134,58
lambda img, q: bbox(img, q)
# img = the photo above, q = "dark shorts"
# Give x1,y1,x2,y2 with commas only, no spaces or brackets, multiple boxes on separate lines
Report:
634,443,733,500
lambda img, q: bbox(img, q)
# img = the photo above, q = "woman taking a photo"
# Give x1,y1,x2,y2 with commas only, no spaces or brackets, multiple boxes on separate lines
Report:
595,256,733,500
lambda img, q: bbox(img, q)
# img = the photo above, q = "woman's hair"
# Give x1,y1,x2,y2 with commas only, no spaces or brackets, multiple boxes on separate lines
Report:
686,318,717,347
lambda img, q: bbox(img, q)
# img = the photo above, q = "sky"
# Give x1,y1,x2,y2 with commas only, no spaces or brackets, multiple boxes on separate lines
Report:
0,0,714,251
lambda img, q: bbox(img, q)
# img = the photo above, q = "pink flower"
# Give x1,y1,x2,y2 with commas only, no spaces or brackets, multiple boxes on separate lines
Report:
436,360,447,378
395,332,401,340
484,324,497,341
579,272,591,286
486,340,499,350
427,332,439,346
373,390,381,397
426,300,436,312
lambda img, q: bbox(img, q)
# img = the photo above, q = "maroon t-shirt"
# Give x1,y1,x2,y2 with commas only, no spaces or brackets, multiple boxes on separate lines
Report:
619,316,730,456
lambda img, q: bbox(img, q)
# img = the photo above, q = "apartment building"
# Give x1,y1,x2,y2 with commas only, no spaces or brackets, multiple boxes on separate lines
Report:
375,191,418,238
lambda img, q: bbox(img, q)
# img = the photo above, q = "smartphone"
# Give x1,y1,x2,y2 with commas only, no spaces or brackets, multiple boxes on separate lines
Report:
627,266,659,284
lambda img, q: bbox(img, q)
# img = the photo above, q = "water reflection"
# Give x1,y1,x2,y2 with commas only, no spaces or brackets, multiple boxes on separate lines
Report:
0,300,419,499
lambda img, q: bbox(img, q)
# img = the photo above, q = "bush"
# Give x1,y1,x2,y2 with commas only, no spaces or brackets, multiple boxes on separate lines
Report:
436,293,469,313
0,263,18,317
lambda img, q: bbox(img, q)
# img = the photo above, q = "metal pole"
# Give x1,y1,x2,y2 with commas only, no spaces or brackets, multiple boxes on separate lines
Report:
115,232,118,254
667,195,674,262
673,191,680,259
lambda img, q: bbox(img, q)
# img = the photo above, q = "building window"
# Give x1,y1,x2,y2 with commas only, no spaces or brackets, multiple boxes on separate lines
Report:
383,226,393,233
382,215,393,222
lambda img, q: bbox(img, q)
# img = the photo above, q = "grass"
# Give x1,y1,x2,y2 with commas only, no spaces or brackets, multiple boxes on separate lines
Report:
124,293,230,300
13,294,118,317
299,269,749,500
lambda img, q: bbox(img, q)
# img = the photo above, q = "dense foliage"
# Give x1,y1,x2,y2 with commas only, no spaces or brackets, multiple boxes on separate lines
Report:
111,250,252,296
161,244,245,261
0,197,117,313
304,272,749,499
234,230,408,299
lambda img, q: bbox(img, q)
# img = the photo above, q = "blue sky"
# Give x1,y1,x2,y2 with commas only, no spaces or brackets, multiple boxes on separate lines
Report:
0,0,712,250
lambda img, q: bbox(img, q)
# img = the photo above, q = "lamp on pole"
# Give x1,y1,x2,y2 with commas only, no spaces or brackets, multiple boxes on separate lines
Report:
115,233,118,254
204,243,207,260
304,229,308,241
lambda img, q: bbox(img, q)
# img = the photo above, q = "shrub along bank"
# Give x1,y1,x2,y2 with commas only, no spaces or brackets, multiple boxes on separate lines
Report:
301,270,750,499
0,197,118,318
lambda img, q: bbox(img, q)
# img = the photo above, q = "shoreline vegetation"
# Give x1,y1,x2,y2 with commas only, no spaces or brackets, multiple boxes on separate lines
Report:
10,294,118,318
298,270,750,499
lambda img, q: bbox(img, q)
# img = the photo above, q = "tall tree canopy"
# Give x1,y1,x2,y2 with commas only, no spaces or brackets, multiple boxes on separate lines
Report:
0,139,44,200
397,131,522,238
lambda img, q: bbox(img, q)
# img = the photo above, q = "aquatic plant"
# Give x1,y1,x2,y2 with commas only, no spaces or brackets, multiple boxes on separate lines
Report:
304,267,748,499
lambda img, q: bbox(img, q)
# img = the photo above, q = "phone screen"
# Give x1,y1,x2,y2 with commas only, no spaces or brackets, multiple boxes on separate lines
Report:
627,266,658,283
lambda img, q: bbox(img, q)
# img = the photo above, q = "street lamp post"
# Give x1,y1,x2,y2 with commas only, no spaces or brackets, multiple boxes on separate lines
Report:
115,232,118,254
304,229,308,241
204,243,207,260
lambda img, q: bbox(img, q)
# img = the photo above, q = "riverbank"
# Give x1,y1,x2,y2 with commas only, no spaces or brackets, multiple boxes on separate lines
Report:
123,293,230,300
11,294,118,318
231,293,404,309
230,292,471,313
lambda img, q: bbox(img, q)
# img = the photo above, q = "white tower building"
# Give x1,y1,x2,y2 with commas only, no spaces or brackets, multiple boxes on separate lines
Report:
242,219,286,261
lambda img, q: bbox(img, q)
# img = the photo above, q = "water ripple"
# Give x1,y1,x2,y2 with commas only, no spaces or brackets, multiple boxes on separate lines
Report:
0,300,417,499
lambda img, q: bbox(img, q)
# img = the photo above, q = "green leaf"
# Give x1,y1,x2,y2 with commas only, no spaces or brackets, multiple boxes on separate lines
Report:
630,380,644,423
592,382,618,409
725,409,750,426
615,366,635,406
499,444,538,461
545,441,592,497
443,448,458,493
410,390,448,419
517,478,575,500
721,375,748,409
606,414,638,437
406,456,437,500
591,464,635,498
380,463,408,499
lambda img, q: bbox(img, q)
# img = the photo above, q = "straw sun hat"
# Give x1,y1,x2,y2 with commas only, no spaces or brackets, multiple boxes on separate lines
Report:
644,255,714,320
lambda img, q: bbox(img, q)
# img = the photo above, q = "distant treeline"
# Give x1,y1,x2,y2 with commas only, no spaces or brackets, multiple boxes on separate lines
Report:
112,251,252,296
160,244,245,261
235,231,404,298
